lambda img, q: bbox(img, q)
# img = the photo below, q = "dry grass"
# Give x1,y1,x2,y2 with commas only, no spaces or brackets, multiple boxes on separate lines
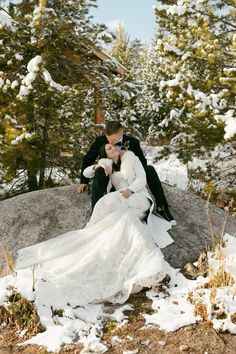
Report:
194,302,209,322
231,313,236,324
0,246,45,340
0,291,45,338
1,245,16,277
184,190,236,331
208,265,235,288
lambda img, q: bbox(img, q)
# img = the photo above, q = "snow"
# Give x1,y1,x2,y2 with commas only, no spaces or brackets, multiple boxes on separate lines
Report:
11,80,19,89
166,5,187,16
215,110,236,140
15,53,24,61
163,43,182,56
0,10,15,31
27,55,42,72
18,85,29,97
17,55,64,98
11,132,33,145
142,144,188,190
160,73,182,89
0,234,236,352
0,139,235,352
0,77,4,88
43,69,64,92
145,234,236,334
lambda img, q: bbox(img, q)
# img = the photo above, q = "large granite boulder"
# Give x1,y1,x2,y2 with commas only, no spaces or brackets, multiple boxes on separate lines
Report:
0,184,235,269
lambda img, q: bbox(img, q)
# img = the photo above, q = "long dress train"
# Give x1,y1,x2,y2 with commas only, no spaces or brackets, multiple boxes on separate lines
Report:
16,190,171,307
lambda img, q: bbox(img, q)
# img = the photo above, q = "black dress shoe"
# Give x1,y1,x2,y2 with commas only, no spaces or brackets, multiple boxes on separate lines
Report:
156,207,177,226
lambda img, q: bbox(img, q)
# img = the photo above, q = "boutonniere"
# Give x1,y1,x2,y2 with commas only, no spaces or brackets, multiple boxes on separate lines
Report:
123,140,130,151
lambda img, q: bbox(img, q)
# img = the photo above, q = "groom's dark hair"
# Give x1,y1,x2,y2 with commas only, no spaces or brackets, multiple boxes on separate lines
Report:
105,121,123,135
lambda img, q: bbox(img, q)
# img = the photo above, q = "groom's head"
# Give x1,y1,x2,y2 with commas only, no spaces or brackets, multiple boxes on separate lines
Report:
105,121,124,145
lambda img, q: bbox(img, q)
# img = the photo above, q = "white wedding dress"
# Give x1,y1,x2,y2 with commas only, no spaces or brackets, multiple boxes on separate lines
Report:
16,154,173,308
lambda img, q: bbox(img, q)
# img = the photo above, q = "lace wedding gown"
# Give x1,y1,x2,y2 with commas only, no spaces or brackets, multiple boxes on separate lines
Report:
16,170,173,307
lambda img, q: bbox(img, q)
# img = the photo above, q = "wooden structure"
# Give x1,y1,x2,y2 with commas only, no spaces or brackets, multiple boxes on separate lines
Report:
61,45,127,126
38,0,127,126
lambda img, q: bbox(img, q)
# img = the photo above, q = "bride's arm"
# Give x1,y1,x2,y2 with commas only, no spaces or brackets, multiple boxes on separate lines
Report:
83,158,112,178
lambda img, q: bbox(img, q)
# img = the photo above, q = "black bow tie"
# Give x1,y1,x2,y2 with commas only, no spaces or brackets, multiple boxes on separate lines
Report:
115,141,122,147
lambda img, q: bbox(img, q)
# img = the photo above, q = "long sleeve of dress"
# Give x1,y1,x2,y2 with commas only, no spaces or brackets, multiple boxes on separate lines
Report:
127,156,147,193
80,137,101,184
83,158,113,179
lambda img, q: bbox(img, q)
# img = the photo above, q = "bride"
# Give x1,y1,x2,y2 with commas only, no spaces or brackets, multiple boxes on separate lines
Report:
16,144,174,307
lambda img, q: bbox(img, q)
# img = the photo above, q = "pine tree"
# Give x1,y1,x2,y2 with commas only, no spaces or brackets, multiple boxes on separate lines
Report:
99,24,143,136
134,0,234,161
0,0,113,197
111,23,132,70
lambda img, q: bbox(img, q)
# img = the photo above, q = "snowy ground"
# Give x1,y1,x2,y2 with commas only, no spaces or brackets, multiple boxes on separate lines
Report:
0,234,236,352
143,145,189,190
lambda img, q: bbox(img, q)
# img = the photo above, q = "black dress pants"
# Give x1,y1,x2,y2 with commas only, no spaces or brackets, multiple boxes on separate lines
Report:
144,165,169,209
91,167,109,210
91,165,169,211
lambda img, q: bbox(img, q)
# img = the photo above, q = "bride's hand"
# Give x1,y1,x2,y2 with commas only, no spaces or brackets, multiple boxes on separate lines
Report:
120,188,133,199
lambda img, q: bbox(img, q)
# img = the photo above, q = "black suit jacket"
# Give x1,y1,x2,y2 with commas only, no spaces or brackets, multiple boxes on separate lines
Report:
80,134,147,184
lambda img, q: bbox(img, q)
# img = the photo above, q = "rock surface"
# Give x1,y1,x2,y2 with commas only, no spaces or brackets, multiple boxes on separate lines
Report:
0,184,235,269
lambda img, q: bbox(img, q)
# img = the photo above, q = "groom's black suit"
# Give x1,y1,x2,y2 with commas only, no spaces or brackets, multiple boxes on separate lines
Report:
80,134,146,185
80,134,170,212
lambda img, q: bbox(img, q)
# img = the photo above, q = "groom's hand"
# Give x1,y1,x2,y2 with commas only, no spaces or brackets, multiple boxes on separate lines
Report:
76,184,88,193
120,188,133,199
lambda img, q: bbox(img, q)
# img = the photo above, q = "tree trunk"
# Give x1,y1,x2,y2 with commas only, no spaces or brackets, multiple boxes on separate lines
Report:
94,86,104,135
38,120,48,189
27,168,38,191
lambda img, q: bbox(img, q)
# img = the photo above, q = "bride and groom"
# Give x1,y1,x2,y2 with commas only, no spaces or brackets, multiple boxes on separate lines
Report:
16,121,175,306
78,121,176,225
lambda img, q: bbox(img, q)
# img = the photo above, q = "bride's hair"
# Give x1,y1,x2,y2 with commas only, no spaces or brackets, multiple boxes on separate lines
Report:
99,144,107,158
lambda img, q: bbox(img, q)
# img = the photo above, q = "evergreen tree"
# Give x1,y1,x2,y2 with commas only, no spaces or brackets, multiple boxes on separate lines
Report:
111,23,132,70
0,0,113,197
134,0,234,161
100,24,143,136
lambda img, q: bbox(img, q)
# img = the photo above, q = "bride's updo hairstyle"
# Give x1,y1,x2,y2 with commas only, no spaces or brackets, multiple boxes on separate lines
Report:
99,144,107,158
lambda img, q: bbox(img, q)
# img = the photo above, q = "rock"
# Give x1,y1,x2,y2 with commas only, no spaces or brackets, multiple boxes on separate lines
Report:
0,184,235,269
162,184,236,267
158,340,166,346
0,185,91,269
179,344,190,352
141,340,150,346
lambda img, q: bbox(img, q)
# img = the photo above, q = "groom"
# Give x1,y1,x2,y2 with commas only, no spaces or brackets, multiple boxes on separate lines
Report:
77,121,176,225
